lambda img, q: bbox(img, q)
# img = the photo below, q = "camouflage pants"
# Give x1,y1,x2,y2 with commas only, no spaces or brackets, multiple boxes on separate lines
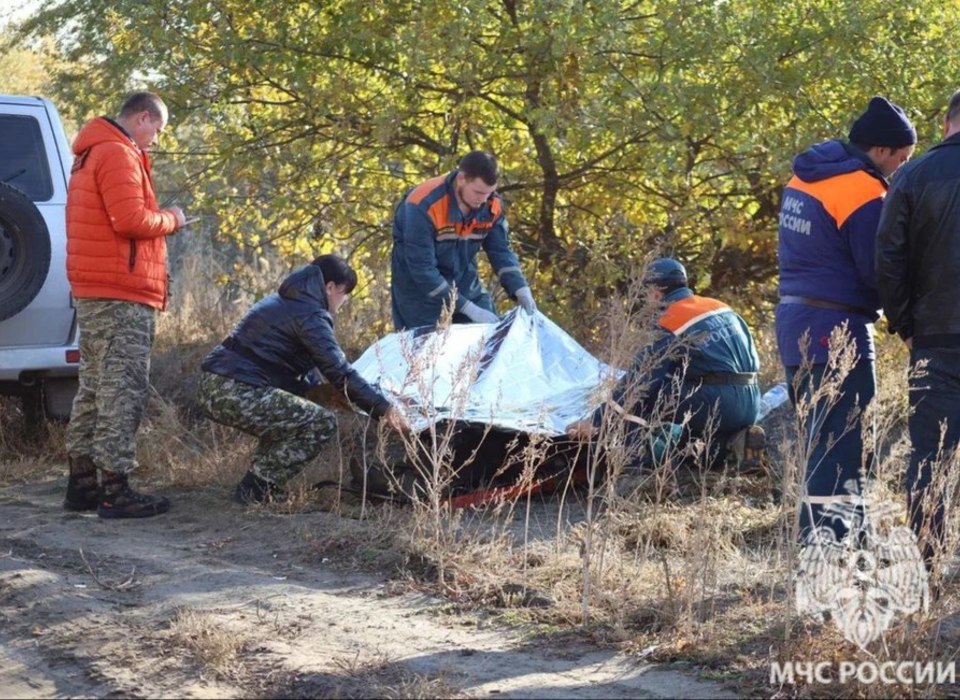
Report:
195,371,338,485
66,299,156,474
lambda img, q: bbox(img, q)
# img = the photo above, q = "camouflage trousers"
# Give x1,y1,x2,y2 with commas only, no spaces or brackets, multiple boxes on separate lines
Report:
195,371,338,485
66,299,156,474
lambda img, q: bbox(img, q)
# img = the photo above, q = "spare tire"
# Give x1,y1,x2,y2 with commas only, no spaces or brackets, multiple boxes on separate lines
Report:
0,181,51,322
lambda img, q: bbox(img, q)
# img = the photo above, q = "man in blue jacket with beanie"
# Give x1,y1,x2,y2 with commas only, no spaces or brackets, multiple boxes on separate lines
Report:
776,96,916,543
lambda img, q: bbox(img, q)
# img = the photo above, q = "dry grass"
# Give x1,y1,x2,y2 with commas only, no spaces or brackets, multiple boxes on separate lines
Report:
272,649,463,699
0,396,67,485
7,255,959,698
167,608,247,678
321,278,960,698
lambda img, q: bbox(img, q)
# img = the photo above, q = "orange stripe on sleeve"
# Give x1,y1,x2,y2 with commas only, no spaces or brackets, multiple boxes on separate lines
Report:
787,170,885,229
406,175,448,206
659,296,729,334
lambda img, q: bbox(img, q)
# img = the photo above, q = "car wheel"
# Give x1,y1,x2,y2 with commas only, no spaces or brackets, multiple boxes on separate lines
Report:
0,181,51,322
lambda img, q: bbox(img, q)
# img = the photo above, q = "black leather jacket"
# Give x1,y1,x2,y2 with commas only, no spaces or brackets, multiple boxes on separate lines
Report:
876,132,960,347
201,265,391,417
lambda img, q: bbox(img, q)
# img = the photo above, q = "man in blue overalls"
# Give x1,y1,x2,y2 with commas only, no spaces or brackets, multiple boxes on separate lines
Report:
390,151,536,330
567,258,762,469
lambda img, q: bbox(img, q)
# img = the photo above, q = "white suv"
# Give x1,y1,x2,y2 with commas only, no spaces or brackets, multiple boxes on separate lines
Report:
0,95,78,422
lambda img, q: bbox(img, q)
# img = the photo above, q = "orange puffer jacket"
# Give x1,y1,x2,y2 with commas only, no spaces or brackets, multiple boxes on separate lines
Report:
66,117,178,310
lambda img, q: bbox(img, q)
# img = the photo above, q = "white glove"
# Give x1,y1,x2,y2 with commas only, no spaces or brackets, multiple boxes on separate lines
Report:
515,286,537,314
461,300,499,324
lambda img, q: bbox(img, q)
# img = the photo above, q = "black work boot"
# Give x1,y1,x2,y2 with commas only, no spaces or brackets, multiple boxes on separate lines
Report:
233,471,286,505
98,470,171,519
64,454,99,512
726,424,767,473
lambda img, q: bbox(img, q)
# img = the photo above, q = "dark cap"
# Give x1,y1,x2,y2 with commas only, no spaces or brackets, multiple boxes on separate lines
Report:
643,258,688,289
848,96,917,148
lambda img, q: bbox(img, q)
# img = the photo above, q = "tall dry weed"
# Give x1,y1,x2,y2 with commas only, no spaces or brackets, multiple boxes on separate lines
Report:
344,265,960,697
767,325,960,698
0,396,67,484
348,271,774,637
107,250,960,696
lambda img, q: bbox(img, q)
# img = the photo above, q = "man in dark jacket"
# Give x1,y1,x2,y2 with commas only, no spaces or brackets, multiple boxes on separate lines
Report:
390,150,536,330
876,89,960,563
566,258,762,465
776,96,916,543
196,255,409,504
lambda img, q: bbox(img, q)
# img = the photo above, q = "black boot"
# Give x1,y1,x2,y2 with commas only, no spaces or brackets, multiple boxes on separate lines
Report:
64,454,99,511
726,424,767,472
233,471,285,505
98,470,170,519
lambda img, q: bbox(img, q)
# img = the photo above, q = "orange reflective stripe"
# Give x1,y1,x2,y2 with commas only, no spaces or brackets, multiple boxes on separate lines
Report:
407,174,503,239
406,174,447,205
456,218,496,236
425,196,451,233
458,197,501,236
787,170,885,229
405,175,453,234
659,296,729,334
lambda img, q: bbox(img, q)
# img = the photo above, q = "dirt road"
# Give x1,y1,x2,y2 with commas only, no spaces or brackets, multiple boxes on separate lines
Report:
0,476,739,699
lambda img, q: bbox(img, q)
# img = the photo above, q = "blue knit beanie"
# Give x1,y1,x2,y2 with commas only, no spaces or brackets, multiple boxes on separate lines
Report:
848,96,917,148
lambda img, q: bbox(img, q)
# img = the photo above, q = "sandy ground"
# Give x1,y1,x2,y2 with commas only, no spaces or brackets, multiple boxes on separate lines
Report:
0,475,739,699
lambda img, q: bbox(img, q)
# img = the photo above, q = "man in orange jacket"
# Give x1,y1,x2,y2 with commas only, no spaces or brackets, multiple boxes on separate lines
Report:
63,91,186,519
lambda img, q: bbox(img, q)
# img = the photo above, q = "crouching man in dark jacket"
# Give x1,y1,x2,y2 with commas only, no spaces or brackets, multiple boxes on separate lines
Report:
196,254,409,504
566,258,763,467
